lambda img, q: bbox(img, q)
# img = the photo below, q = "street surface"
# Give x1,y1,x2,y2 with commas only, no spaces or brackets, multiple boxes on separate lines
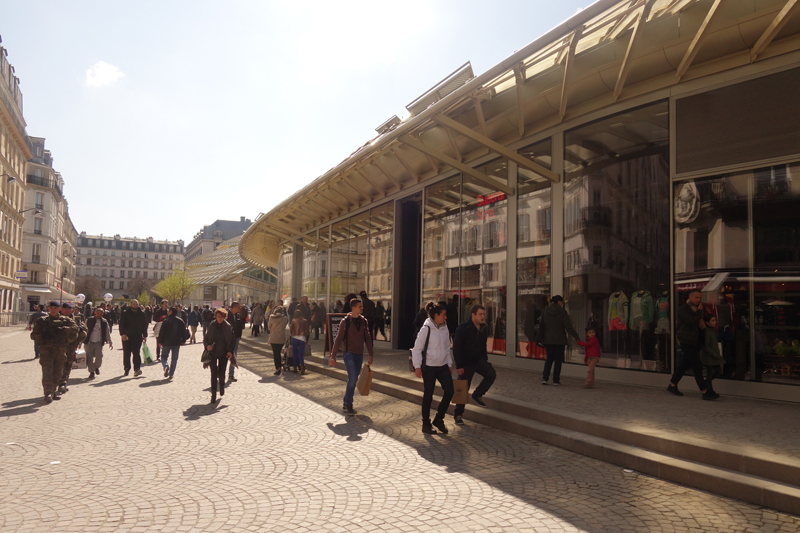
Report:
1,326,798,532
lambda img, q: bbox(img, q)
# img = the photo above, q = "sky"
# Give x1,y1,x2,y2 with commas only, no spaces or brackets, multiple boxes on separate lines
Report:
2,0,588,244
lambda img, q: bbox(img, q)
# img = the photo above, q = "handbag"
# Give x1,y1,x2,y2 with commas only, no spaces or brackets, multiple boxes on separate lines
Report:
142,343,154,364
452,379,469,405
201,343,214,364
356,363,373,396
408,325,431,373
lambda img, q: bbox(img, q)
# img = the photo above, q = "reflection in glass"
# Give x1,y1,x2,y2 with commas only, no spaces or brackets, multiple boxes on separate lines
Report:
564,101,671,372
302,232,317,300
278,241,293,304
423,175,462,311
330,219,350,312
516,138,552,358
369,202,394,341
316,226,330,312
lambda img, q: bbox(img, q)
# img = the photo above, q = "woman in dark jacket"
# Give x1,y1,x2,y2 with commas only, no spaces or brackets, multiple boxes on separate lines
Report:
204,308,236,403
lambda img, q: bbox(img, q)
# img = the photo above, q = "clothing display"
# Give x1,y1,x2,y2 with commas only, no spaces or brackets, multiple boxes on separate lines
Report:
607,292,629,331
629,291,654,332
655,293,670,335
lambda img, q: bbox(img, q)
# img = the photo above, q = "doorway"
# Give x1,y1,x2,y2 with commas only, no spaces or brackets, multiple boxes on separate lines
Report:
394,194,422,350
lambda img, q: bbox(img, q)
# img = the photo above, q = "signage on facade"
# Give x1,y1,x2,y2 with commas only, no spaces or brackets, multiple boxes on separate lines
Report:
203,286,217,300
15,270,27,279
477,192,506,207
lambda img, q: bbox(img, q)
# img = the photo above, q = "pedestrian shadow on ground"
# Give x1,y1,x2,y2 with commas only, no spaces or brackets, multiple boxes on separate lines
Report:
327,415,373,441
139,379,172,388
183,402,228,421
89,376,125,387
0,397,42,417
1,357,37,364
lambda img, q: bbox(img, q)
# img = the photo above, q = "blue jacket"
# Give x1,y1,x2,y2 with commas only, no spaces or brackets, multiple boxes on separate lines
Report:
188,311,200,327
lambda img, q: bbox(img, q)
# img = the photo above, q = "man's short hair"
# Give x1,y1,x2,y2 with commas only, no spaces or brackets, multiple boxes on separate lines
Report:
169,306,178,315
586,326,596,334
470,304,485,315
689,289,702,296
350,298,363,308
161,299,168,304
551,295,564,304
231,301,240,309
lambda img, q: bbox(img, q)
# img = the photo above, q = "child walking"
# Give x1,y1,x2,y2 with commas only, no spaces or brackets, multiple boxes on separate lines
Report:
577,327,601,388
700,314,724,400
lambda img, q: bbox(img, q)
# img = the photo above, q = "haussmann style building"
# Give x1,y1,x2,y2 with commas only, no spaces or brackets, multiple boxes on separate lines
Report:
240,0,800,401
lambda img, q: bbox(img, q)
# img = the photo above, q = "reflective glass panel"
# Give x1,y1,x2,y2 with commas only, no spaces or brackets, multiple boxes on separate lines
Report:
369,202,394,341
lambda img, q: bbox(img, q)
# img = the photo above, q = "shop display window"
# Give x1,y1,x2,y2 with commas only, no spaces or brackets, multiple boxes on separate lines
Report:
369,202,394,342
329,219,351,311
516,138,553,358
564,101,671,372
675,163,800,385
278,241,293,303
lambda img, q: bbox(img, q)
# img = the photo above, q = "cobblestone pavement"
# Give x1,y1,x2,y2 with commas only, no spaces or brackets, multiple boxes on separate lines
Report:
281,333,800,461
1,326,799,532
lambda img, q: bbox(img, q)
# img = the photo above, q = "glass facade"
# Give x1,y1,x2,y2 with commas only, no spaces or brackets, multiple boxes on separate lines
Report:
368,202,394,341
278,242,293,304
675,163,800,385
516,139,553,359
563,102,671,372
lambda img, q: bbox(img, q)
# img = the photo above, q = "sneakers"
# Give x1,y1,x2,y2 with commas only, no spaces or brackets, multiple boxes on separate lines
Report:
541,380,548,385
454,415,464,425
471,393,487,407
87,372,95,380
94,367,100,375
58,385,68,394
666,384,683,396
229,376,238,382
702,391,720,401
344,405,356,415
273,369,281,376
52,393,61,401
124,370,130,377
422,421,437,435
43,395,52,404
163,367,169,378
553,382,562,386
134,369,142,377
432,418,448,434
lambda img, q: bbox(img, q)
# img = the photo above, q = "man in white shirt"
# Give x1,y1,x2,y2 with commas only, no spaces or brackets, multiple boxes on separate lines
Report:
84,307,112,379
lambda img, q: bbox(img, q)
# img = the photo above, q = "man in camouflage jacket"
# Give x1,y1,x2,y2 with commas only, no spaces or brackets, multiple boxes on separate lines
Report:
58,302,88,394
31,301,80,404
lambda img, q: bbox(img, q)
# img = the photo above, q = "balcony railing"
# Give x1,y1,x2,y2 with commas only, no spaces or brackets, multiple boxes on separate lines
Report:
31,255,40,263
26,175,63,198
33,229,42,235
580,206,612,229
35,203,43,209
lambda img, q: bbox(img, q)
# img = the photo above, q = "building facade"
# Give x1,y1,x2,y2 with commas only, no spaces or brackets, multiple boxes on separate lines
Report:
185,217,252,263
0,40,33,320
241,0,800,401
20,137,78,309
76,233,185,299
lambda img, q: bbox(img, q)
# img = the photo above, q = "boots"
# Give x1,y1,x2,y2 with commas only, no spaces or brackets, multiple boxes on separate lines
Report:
300,364,306,375
422,421,437,435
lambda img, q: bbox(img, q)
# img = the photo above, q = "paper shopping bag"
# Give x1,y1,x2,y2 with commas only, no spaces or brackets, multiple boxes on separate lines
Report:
72,349,87,370
356,363,373,396
451,379,470,405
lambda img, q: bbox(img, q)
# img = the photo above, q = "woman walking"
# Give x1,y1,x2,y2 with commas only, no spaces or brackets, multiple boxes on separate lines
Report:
268,305,288,375
204,308,235,403
289,309,310,374
251,303,264,337
411,301,454,435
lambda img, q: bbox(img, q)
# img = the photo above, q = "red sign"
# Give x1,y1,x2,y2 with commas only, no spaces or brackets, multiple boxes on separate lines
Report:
477,192,506,207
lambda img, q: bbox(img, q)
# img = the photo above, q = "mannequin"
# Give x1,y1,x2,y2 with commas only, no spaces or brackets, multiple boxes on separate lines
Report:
608,291,628,358
629,290,654,362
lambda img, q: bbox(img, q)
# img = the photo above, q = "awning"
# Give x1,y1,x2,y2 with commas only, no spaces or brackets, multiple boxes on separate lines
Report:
31,288,52,294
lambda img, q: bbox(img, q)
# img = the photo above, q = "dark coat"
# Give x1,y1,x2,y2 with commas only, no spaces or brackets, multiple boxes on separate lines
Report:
540,303,580,345
119,307,149,339
676,302,703,346
227,309,244,338
157,315,188,346
85,317,111,345
206,319,235,356
453,319,488,369
187,310,200,327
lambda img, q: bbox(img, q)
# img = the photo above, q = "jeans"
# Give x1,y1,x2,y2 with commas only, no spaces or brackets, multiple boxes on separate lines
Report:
342,351,363,407
271,343,283,369
122,337,143,372
161,345,180,377
229,337,240,377
290,338,305,367
422,364,454,423
210,354,228,397
542,344,566,383
670,343,706,391
454,359,496,416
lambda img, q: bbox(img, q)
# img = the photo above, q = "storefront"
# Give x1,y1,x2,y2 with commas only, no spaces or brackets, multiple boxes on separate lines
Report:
241,0,800,400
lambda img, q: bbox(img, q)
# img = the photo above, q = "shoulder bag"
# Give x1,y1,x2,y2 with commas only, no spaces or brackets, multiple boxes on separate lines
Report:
408,325,431,372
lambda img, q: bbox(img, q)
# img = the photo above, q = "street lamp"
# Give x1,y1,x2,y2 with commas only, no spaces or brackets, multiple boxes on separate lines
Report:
19,208,42,215
2,173,16,183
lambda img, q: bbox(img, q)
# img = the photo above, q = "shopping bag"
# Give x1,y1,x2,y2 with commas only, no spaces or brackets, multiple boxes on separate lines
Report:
452,379,470,405
72,349,87,370
142,343,154,364
200,348,213,365
356,363,373,396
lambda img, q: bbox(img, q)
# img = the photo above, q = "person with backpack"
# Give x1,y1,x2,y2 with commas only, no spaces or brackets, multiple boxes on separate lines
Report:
411,301,454,435
157,306,190,379
330,298,374,415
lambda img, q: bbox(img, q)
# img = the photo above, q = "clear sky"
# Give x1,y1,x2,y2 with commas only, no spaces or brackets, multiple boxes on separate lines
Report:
2,0,588,243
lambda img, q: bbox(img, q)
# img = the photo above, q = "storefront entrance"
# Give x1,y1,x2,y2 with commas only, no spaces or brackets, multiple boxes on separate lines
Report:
395,194,422,350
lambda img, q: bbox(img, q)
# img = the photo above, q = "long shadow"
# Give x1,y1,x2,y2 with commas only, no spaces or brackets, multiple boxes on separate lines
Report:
235,352,729,533
183,402,228,421
139,379,172,388
0,397,43,417
89,376,126,388
1,357,36,364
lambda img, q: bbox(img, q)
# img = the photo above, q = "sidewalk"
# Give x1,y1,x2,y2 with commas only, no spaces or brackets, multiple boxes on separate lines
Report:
243,330,800,462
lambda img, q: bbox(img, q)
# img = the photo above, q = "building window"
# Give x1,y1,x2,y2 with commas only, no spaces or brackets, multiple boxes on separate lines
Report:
33,218,42,235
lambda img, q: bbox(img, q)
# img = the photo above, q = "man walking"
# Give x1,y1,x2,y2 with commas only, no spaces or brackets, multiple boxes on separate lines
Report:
84,307,112,380
452,304,497,424
58,303,87,394
157,306,189,379
31,301,79,404
540,295,581,385
201,305,214,340
359,291,376,334
227,302,244,382
330,298,374,415
153,299,169,361
187,306,200,344
119,299,148,377
27,304,46,359
667,290,717,400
